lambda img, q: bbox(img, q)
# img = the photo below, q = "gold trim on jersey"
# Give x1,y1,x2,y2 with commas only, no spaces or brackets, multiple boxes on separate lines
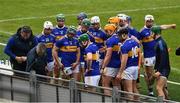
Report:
56,36,64,41
142,34,154,43
45,43,53,48
84,54,99,61
95,37,104,43
60,46,77,52
112,45,120,51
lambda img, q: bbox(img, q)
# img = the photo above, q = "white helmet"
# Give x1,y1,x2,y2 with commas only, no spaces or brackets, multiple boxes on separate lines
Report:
145,15,154,21
117,13,127,21
43,21,53,29
90,16,100,24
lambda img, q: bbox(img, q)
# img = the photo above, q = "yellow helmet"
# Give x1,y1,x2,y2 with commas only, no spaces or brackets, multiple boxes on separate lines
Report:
108,17,121,25
104,24,117,32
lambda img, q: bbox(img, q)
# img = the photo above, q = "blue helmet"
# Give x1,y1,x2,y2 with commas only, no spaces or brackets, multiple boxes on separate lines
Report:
77,12,87,20
127,16,132,22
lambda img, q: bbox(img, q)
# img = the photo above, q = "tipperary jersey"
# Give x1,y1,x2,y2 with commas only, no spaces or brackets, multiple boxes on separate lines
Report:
105,34,121,68
121,38,140,68
84,43,100,76
89,28,107,48
139,26,156,58
89,28,107,59
37,34,55,62
52,26,68,41
127,27,140,39
55,35,80,67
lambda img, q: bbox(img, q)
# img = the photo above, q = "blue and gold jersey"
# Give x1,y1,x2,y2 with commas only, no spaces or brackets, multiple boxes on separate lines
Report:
121,38,140,68
89,28,107,48
37,34,55,62
84,43,100,76
89,28,107,59
55,36,80,67
52,26,68,41
105,34,121,68
139,27,156,58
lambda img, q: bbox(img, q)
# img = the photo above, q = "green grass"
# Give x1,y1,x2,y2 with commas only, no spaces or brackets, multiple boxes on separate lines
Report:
0,0,180,101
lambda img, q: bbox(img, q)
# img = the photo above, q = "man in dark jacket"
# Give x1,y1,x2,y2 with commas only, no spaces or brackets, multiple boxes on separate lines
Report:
151,24,176,100
26,43,47,76
4,26,38,76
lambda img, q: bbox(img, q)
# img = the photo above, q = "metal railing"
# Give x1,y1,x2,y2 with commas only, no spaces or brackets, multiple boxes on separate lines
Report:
0,60,177,103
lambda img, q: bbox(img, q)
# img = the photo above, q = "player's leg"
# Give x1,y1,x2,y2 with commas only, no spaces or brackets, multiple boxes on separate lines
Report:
132,66,139,100
102,75,112,96
124,79,133,100
112,68,121,91
102,67,118,96
156,76,166,99
144,66,154,95
80,62,85,83
122,67,134,100
163,77,168,100
46,61,54,83
144,57,155,96
72,64,81,82
53,61,60,84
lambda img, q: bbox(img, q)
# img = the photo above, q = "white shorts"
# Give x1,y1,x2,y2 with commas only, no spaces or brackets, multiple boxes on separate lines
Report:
85,75,100,86
47,61,54,71
103,67,119,77
122,66,138,80
144,56,156,67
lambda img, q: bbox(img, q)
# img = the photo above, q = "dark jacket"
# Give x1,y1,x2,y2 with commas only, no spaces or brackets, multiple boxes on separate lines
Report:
154,37,170,78
4,27,38,71
26,47,47,75
176,47,180,56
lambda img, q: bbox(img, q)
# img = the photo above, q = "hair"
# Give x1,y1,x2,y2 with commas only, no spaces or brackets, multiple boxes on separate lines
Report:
117,28,129,37
21,26,32,33
36,43,46,56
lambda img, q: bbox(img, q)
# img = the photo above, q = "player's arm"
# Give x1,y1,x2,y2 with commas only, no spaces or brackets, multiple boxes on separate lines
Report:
72,47,80,69
86,52,93,71
116,53,128,80
160,24,176,30
131,35,140,44
138,48,142,78
52,45,63,68
101,48,112,69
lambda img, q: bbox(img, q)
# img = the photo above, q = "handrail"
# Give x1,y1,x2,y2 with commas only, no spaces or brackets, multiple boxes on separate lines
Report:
0,67,177,102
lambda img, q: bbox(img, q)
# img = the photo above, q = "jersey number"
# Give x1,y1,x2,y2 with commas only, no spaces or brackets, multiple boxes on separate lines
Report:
131,46,138,58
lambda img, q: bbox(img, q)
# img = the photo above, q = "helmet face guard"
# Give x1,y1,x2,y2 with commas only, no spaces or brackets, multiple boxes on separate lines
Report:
56,14,65,22
66,26,77,39
77,12,87,20
81,18,91,27
67,26,77,34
